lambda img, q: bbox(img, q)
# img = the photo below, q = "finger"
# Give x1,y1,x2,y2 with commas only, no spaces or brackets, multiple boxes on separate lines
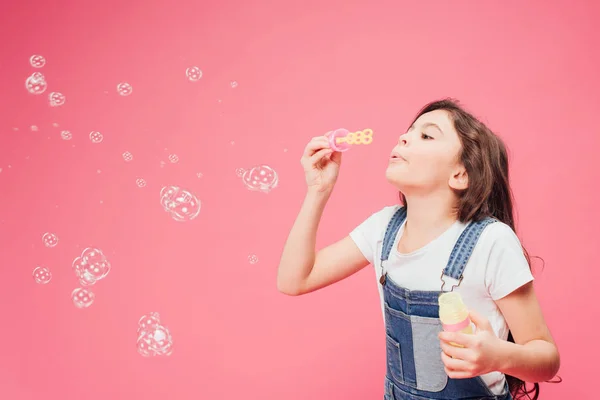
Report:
468,309,492,332
441,351,471,372
308,148,334,166
444,366,474,380
440,341,471,361
330,149,343,164
303,137,331,157
439,331,474,348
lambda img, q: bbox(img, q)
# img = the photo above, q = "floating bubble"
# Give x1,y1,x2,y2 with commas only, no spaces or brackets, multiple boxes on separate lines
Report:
25,72,47,94
122,151,133,162
186,66,202,82
136,178,147,188
60,130,72,140
71,287,95,309
230,81,238,88
196,172,203,178
48,92,66,107
241,165,279,194
72,247,111,286
89,131,103,143
248,254,258,264
33,266,52,284
42,232,58,248
30,125,39,131
30,55,46,68
235,168,245,177
168,154,179,163
159,185,201,222
137,312,173,357
117,82,133,96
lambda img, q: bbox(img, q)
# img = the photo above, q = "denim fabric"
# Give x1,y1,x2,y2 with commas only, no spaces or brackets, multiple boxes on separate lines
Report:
379,207,511,400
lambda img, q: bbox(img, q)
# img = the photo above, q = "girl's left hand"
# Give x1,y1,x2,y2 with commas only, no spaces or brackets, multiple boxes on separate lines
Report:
438,309,503,379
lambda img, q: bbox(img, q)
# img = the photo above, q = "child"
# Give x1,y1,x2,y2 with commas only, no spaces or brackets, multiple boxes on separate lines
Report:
276,99,560,400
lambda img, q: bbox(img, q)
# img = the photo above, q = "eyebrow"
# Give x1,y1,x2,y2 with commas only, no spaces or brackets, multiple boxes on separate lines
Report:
409,122,444,135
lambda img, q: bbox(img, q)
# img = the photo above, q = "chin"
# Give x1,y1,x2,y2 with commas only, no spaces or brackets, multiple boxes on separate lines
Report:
385,169,405,190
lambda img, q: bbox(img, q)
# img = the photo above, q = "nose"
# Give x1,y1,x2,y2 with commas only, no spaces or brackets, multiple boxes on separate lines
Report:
398,133,408,146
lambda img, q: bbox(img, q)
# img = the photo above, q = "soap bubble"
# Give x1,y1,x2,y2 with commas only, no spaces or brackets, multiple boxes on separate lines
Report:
186,66,202,82
33,266,52,284
117,82,133,96
159,186,201,222
60,130,72,140
30,55,46,68
25,72,47,95
48,92,66,107
71,287,95,308
42,232,58,248
137,312,173,357
89,131,103,143
248,254,258,264
122,151,133,162
240,165,279,193
72,247,111,286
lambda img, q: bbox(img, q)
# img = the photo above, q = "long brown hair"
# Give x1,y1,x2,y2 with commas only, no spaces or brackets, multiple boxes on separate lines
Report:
400,98,557,399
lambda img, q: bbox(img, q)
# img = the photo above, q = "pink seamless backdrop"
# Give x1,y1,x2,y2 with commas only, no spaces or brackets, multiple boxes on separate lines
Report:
1,1,598,399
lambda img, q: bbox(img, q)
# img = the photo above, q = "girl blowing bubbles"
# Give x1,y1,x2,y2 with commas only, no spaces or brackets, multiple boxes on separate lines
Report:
277,99,560,400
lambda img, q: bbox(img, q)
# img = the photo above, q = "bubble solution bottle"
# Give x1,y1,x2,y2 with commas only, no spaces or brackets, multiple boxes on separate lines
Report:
438,292,473,347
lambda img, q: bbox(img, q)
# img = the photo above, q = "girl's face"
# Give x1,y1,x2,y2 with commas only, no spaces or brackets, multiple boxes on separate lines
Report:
385,109,467,194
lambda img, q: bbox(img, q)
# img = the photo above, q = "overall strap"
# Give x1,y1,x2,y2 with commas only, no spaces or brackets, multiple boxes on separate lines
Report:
441,217,497,291
379,207,407,284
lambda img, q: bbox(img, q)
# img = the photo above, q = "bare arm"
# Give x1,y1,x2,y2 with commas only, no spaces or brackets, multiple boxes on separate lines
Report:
276,189,370,296
494,282,560,382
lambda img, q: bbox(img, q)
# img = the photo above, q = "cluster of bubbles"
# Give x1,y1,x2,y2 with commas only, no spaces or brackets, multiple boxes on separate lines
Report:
160,186,201,222
70,247,112,308
25,56,67,106
26,56,263,358
137,312,174,357
33,233,60,284
237,165,279,194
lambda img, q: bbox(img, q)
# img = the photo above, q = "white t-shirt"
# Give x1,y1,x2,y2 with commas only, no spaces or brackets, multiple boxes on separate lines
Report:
349,205,534,395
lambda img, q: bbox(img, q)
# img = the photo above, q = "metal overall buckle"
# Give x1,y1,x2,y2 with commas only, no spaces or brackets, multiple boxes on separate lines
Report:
440,271,463,292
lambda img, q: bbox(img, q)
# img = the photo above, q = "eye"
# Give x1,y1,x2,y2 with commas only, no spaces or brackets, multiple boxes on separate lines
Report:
421,132,433,140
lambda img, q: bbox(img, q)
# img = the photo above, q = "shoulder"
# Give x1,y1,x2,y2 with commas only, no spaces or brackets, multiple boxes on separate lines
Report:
477,220,523,250
350,204,402,236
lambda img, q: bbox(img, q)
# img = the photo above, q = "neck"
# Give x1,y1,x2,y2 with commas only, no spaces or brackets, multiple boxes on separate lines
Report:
403,190,458,240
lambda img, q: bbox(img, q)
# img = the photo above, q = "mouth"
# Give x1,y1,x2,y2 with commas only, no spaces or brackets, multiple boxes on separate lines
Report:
389,151,406,162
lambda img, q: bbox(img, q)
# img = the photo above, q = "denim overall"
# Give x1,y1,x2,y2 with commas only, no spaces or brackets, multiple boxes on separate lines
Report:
379,207,512,400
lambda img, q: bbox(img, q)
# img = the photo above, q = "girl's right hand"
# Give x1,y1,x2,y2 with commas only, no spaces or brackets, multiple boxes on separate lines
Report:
300,135,342,193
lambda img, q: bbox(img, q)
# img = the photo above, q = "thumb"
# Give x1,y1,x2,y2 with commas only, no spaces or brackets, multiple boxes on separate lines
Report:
468,309,493,332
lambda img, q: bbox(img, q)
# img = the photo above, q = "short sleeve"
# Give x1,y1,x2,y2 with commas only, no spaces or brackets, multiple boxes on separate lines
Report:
349,205,400,265
484,223,535,300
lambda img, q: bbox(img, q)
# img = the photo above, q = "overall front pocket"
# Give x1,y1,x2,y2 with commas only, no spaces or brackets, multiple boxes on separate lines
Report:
409,315,448,392
384,302,448,393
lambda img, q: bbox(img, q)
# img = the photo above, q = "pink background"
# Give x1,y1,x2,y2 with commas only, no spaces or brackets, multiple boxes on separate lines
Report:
1,0,598,399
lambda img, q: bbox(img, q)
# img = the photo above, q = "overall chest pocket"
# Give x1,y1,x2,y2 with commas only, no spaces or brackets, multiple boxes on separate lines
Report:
384,302,448,393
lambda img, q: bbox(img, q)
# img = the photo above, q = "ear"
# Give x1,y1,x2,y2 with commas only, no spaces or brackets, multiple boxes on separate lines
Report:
449,167,468,190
